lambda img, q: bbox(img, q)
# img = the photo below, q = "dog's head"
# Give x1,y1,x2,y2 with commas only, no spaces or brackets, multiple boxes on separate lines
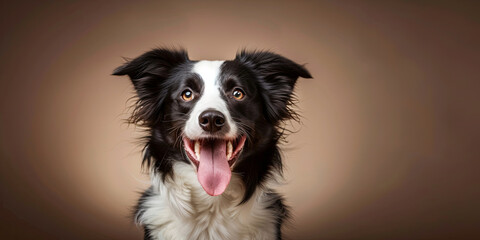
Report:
114,48,311,200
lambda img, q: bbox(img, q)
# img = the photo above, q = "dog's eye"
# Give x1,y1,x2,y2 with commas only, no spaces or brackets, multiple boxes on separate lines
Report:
182,89,194,101
232,88,245,100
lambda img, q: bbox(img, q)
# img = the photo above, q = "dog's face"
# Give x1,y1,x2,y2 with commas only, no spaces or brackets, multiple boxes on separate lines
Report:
114,49,311,199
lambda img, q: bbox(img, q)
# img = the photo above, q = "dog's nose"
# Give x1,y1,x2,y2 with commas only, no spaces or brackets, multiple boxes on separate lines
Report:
199,110,225,133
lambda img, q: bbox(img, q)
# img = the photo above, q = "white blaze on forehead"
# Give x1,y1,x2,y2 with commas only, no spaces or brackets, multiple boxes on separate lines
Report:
184,60,238,139
193,60,224,83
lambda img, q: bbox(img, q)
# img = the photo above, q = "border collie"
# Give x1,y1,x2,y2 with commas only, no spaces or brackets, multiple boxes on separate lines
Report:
113,48,311,240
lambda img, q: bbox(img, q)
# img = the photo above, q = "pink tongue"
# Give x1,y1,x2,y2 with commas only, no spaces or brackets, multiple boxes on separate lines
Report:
197,140,231,196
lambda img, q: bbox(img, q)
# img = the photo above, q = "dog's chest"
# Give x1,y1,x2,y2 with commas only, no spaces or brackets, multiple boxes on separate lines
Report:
137,163,277,240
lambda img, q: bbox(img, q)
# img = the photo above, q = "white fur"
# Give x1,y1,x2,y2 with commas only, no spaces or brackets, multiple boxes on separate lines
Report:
137,162,279,240
184,60,238,139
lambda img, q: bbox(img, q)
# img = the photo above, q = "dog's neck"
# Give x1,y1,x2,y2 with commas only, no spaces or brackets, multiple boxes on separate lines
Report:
139,162,278,240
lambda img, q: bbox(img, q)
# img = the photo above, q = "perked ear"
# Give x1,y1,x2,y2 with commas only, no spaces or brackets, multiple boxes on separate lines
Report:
236,50,312,123
113,48,190,126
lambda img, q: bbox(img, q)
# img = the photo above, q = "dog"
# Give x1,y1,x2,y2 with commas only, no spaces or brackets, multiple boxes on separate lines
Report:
113,48,311,240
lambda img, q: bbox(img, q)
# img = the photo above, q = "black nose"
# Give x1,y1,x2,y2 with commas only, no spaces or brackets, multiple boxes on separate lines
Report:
199,110,225,133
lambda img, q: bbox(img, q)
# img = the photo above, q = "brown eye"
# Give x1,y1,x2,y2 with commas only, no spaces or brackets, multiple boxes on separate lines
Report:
182,89,194,101
232,88,245,100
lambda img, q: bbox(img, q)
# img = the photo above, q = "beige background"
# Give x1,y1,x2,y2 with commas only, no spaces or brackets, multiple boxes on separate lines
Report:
1,1,479,239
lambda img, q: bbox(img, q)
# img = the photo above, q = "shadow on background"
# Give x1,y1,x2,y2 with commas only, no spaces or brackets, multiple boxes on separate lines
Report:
0,1,479,239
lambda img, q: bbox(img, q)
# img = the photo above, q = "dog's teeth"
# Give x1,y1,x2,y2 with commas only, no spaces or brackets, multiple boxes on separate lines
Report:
195,141,200,159
226,141,233,159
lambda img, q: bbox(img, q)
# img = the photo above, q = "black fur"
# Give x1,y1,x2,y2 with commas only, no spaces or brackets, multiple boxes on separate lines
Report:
133,187,154,240
114,48,311,238
264,190,290,240
113,49,194,180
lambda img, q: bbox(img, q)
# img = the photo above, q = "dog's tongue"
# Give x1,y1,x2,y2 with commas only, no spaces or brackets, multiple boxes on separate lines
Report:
198,140,231,196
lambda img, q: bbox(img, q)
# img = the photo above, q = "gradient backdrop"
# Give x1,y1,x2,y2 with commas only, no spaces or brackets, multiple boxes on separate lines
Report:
1,1,479,239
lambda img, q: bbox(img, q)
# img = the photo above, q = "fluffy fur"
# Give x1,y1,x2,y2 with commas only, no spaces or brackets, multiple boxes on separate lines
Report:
113,48,311,240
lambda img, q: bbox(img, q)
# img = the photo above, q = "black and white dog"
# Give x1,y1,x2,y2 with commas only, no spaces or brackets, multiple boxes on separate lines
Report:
113,48,311,240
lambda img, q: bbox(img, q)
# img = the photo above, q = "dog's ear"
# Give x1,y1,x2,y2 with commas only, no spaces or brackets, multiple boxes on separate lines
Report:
236,50,312,123
113,48,189,126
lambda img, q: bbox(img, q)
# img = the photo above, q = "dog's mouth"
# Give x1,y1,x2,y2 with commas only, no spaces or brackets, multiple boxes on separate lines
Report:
183,136,247,196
